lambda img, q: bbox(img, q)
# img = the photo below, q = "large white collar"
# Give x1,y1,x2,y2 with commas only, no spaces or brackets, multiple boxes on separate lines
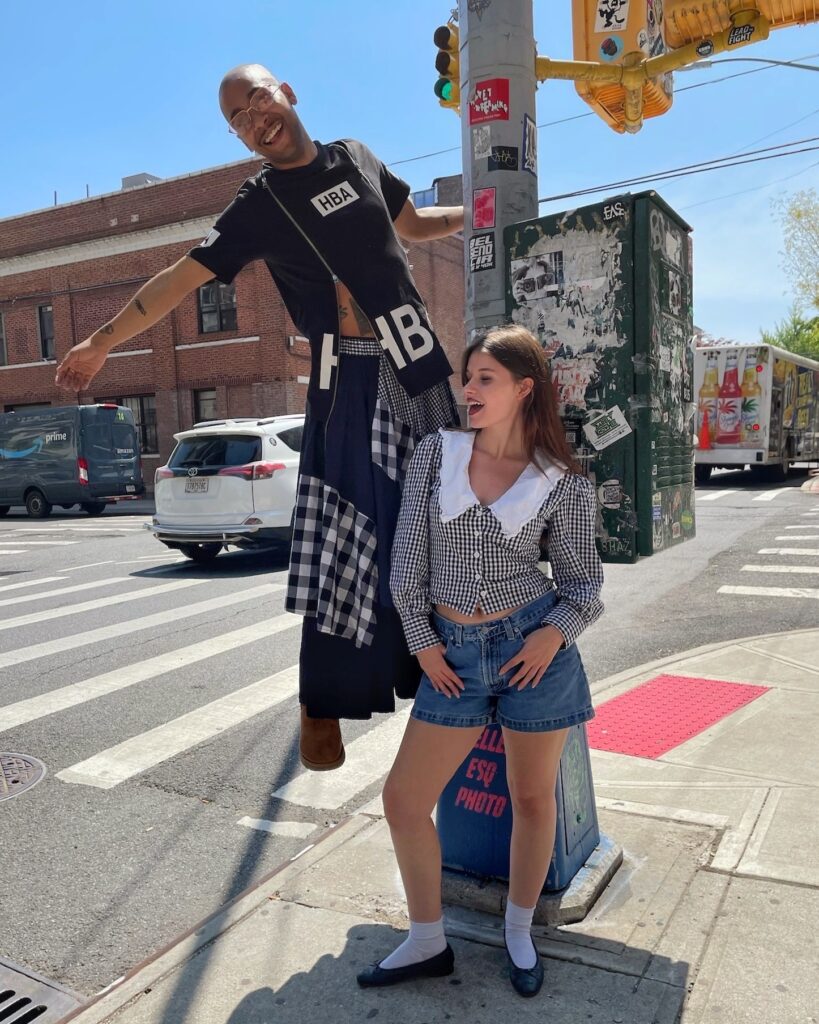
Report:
437,429,565,537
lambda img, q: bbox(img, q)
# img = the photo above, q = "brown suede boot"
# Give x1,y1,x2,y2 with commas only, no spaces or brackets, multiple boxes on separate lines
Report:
299,706,345,771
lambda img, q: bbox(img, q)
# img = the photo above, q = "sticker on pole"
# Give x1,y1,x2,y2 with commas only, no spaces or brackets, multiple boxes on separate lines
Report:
488,146,519,172
472,187,496,229
582,406,632,450
469,233,495,272
469,79,510,124
472,125,492,159
522,114,537,176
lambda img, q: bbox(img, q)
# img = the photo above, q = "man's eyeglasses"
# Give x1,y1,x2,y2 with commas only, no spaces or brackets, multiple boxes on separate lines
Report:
228,84,282,136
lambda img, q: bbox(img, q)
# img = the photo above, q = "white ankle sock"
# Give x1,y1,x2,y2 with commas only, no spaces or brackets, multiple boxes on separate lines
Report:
379,918,447,970
505,900,537,969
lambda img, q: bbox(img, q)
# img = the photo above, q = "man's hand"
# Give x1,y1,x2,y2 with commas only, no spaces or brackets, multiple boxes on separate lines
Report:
416,644,464,699
500,624,565,690
55,337,110,392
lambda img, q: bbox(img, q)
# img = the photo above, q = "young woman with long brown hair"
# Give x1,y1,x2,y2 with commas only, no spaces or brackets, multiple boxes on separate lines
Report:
356,324,604,997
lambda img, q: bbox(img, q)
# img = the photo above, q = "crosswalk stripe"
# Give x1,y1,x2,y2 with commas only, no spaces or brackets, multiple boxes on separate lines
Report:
697,490,737,502
59,561,116,573
741,564,819,575
0,551,26,556
718,584,819,599
0,577,128,608
0,578,205,633
775,535,819,540
0,582,284,668
758,547,819,556
0,613,299,731
237,817,316,839
56,664,301,789
784,525,819,529
0,540,78,546
271,709,411,811
752,489,791,502
0,576,65,594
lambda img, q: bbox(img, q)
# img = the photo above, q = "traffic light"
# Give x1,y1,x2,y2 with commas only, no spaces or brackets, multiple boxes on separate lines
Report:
571,0,673,133
433,21,460,111
663,0,819,48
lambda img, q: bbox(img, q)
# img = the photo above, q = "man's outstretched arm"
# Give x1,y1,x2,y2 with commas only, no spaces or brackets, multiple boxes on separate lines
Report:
393,200,464,242
55,256,216,392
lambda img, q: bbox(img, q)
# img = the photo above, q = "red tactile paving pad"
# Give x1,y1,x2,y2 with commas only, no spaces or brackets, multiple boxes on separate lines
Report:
587,674,770,759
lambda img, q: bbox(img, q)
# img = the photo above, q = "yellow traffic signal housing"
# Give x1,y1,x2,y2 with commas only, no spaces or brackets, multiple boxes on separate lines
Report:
664,0,819,48
433,22,460,111
571,0,673,133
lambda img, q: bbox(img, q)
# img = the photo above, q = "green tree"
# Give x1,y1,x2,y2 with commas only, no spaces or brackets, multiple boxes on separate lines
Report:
773,188,819,310
760,307,819,360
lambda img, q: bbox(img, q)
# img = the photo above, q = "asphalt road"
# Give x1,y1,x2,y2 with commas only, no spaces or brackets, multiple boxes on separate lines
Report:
1,467,817,997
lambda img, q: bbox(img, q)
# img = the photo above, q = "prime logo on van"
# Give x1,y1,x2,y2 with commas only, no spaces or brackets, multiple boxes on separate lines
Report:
1,438,44,459
45,432,68,443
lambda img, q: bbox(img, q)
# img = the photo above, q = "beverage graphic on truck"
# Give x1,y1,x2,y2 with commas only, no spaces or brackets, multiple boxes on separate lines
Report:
0,404,145,517
693,344,819,483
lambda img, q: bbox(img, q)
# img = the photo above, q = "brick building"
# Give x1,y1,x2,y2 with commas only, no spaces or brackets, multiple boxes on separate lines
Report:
0,162,465,487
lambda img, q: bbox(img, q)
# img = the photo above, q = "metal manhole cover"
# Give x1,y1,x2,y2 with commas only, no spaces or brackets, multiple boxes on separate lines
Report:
0,753,47,802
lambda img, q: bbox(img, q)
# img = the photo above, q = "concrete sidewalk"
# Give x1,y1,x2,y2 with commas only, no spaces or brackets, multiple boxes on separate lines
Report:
63,625,819,1024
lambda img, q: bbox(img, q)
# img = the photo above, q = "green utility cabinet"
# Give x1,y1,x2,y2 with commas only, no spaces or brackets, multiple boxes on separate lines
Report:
505,191,695,563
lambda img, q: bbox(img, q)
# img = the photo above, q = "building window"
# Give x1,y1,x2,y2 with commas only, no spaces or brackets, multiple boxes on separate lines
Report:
38,304,55,360
0,313,6,366
96,394,158,454
198,282,237,334
194,388,217,423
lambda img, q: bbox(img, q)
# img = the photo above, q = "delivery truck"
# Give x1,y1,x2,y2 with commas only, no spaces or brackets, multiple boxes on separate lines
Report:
0,404,145,517
693,344,819,483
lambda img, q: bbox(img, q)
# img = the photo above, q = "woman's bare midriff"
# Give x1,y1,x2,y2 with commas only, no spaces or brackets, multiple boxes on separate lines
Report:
434,603,524,625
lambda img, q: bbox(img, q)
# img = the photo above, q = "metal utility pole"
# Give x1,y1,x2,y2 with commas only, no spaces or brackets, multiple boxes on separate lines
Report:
458,0,539,339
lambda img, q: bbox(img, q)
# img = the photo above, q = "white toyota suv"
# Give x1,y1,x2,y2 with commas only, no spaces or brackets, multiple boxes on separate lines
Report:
147,415,303,562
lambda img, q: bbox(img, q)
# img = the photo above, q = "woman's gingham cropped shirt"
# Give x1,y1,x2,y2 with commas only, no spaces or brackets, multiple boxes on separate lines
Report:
390,429,604,654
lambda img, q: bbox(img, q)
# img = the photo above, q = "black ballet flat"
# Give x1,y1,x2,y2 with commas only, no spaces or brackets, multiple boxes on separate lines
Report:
356,944,455,988
504,932,544,998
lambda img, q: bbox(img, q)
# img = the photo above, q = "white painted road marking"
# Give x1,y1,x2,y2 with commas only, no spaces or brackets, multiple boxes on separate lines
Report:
271,709,411,811
752,489,792,502
0,576,128,608
741,564,819,575
758,548,819,556
56,664,301,789
718,585,819,599
0,613,299,731
0,540,78,546
237,817,316,839
0,578,205,633
696,490,737,502
0,583,284,668
0,576,65,594
775,536,819,540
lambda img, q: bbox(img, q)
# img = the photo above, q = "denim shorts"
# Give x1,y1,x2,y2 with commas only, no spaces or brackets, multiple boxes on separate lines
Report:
411,590,595,733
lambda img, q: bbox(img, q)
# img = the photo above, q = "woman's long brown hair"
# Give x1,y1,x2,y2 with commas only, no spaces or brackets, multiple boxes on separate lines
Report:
461,324,581,474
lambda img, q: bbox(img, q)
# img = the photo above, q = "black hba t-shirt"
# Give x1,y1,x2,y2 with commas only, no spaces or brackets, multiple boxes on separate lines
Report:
188,139,453,417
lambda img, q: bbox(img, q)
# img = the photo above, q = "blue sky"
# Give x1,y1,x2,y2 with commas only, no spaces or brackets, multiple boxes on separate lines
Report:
2,0,817,341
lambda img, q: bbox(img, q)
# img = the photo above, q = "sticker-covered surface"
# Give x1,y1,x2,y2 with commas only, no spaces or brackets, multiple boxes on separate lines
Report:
472,187,496,230
469,233,495,272
505,192,695,563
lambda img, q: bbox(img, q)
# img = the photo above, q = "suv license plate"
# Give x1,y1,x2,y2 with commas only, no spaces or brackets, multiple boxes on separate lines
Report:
185,479,209,493
126,485,136,492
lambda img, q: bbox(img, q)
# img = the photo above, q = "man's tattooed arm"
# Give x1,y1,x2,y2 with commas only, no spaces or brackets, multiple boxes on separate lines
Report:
133,298,147,316
100,324,115,335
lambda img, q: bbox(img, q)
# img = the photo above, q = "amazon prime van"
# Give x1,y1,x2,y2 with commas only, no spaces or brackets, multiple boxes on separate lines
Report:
0,404,145,517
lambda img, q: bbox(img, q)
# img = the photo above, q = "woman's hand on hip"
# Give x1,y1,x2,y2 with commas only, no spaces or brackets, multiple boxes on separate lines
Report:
500,624,565,690
416,644,464,699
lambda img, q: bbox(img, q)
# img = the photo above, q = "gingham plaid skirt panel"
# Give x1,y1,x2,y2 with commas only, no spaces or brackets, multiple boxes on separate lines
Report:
286,337,459,649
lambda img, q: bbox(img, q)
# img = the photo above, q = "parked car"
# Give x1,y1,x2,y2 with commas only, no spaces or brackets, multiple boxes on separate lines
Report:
0,404,145,517
147,415,304,562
